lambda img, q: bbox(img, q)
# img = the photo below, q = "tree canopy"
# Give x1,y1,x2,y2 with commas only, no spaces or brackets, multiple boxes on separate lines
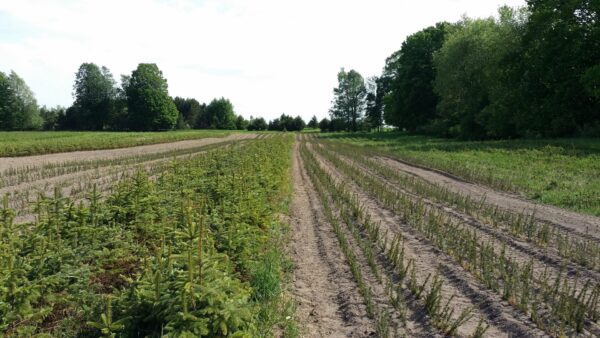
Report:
124,63,179,131
69,63,117,130
329,68,366,131
0,70,42,130
198,98,237,129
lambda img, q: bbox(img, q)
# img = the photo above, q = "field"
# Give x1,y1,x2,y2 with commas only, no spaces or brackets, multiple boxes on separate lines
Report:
323,133,600,216
0,130,232,157
2,132,600,337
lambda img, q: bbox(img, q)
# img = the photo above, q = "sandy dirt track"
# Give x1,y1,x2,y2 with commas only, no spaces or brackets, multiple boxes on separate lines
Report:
375,156,600,239
290,140,376,337
0,133,256,173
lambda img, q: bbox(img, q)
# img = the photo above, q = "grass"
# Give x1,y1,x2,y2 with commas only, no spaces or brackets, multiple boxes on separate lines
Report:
0,130,234,157
322,132,600,216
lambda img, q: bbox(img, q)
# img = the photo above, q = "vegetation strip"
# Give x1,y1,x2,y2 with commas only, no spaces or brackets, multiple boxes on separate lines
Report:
311,138,600,336
0,135,297,336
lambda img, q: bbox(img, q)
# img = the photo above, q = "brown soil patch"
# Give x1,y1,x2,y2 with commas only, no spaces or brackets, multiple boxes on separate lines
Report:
375,156,600,239
290,139,375,337
0,133,255,173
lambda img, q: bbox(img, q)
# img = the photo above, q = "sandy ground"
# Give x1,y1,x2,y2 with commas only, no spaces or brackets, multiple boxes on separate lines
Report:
332,150,600,335
1,135,254,224
306,143,538,337
375,156,600,239
290,140,376,337
0,133,255,173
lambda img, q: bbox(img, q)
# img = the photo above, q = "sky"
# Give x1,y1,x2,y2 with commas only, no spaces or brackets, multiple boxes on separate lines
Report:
0,0,525,121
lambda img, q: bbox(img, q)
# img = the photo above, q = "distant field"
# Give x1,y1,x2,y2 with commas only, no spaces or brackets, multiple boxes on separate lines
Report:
322,132,600,216
0,130,232,157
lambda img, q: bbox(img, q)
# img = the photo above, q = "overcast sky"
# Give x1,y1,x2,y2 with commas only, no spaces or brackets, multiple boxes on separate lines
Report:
0,0,525,121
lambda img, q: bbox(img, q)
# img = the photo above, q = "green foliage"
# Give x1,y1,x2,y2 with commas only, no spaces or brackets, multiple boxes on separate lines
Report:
0,70,42,131
517,0,600,137
69,63,118,130
268,114,305,131
307,115,318,129
235,115,248,130
318,118,330,132
0,135,295,336
365,76,385,131
173,97,204,129
197,97,237,129
323,132,600,215
383,23,451,132
329,68,366,131
0,130,229,157
124,63,179,131
377,2,599,139
247,117,267,131
38,106,66,131
433,10,527,139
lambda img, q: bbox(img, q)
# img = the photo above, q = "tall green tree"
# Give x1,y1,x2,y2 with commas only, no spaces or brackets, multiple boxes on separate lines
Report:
0,71,17,130
308,115,318,129
516,0,600,136
124,63,178,131
198,98,236,129
382,23,451,131
247,117,267,131
365,76,385,131
173,97,203,128
330,68,366,131
0,70,42,130
235,115,248,130
433,9,526,139
71,63,117,130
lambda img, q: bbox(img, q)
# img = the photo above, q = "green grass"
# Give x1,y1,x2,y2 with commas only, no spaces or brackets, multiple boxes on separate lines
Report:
0,130,234,157
322,132,600,216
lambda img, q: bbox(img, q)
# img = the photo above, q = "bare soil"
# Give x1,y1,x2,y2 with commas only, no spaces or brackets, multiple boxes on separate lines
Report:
375,156,600,239
0,133,255,173
307,143,539,337
290,140,376,337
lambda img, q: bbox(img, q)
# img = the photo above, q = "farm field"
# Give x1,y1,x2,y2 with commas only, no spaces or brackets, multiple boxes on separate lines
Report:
292,134,600,337
323,133,600,216
0,130,232,157
2,133,600,337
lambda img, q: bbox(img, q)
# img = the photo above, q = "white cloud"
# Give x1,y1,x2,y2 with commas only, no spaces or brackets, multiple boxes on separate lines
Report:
0,0,525,121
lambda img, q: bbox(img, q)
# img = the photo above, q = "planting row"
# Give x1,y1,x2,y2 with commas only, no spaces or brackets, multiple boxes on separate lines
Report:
0,135,295,336
309,137,600,336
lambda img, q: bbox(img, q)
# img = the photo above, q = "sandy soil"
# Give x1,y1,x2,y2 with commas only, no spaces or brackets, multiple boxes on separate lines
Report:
2,137,250,224
290,140,376,337
307,144,541,337
332,151,600,335
0,133,255,173
374,156,600,240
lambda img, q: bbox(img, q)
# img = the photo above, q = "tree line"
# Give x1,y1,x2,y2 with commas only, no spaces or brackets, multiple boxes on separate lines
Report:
326,0,599,139
0,63,310,132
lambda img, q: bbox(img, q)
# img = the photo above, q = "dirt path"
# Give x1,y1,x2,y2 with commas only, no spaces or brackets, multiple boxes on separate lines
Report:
0,133,256,173
375,156,600,238
306,143,546,337
290,140,375,337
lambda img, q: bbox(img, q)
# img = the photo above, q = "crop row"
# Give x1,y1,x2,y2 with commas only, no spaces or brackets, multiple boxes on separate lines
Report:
300,141,487,337
0,135,295,336
0,130,231,157
310,139,600,336
322,139,600,272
